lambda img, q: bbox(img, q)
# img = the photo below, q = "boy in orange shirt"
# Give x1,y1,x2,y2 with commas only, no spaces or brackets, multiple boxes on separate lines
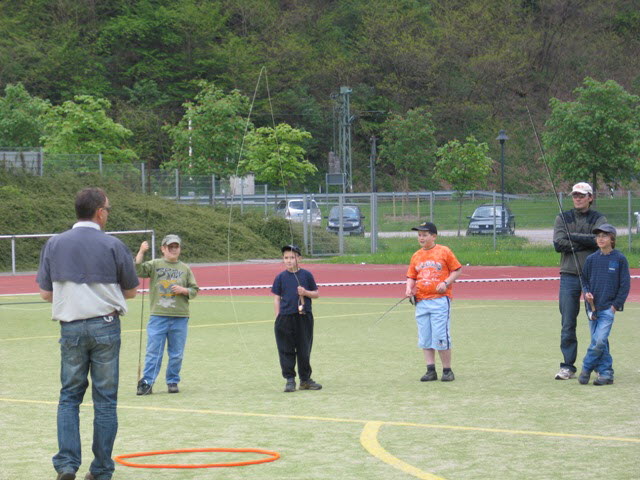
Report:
405,222,462,382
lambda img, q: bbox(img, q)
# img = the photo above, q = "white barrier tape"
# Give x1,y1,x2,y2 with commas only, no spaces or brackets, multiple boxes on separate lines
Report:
134,275,640,292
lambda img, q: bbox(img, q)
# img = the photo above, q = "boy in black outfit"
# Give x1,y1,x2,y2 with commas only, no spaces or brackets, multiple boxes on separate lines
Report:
272,245,322,393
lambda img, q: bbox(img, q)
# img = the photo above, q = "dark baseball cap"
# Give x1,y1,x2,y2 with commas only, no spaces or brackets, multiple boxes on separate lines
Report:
593,223,616,235
281,244,302,255
411,222,438,234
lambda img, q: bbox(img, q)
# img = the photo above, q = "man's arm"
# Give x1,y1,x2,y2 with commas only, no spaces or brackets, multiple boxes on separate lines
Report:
39,289,53,303
553,213,576,253
122,287,137,299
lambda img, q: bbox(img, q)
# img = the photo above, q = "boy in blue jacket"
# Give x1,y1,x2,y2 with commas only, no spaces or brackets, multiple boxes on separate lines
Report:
579,224,630,386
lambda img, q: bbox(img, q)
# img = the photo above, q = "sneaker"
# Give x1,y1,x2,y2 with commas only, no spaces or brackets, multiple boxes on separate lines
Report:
299,379,322,390
420,370,437,382
593,375,614,386
136,380,152,396
168,383,179,394
84,473,95,480
578,370,591,385
554,367,576,380
56,473,76,480
284,379,296,392
441,370,455,382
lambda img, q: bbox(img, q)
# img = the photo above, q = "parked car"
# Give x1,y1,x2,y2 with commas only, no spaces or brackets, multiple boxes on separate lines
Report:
326,205,365,236
275,198,322,225
466,204,515,235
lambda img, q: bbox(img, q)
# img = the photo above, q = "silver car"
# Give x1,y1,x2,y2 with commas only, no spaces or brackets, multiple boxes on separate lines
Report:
466,204,515,235
275,199,322,225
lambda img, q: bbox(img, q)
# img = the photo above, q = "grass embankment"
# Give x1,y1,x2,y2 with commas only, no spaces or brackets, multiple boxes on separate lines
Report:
2,172,639,270
0,172,337,272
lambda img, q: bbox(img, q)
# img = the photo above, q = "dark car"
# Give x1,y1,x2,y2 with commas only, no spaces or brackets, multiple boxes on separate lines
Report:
466,204,515,235
326,205,365,236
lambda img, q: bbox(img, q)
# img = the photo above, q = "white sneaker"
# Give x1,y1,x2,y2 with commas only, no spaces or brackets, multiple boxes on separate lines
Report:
555,367,576,380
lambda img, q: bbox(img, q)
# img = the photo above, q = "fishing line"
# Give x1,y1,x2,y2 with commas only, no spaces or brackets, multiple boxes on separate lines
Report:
223,67,279,387
522,97,594,319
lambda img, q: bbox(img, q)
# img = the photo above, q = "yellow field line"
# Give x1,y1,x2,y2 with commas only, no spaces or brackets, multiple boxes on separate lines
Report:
360,421,444,479
2,397,638,444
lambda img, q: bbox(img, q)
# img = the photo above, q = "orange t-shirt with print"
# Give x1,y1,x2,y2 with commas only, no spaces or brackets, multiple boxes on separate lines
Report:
406,244,462,301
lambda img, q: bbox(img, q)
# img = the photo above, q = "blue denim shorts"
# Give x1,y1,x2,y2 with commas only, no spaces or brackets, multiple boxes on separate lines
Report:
415,296,451,350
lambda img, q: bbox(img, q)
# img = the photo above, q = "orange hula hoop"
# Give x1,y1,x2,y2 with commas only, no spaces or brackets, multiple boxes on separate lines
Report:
114,447,280,469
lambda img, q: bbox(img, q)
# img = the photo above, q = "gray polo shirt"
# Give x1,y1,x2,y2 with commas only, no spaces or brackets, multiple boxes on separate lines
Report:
37,222,139,321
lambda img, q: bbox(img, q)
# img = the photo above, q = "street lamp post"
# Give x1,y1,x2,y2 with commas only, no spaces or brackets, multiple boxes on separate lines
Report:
496,129,509,228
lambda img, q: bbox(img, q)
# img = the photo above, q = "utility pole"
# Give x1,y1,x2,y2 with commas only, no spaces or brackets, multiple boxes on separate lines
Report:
334,86,353,192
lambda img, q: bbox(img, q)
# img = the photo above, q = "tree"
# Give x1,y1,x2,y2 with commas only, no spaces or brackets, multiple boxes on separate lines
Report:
435,136,493,235
163,81,250,176
543,77,640,198
0,83,50,147
41,95,138,164
377,107,438,191
239,123,316,189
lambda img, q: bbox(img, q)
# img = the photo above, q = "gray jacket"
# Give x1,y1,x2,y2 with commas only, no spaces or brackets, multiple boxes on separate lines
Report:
553,208,607,276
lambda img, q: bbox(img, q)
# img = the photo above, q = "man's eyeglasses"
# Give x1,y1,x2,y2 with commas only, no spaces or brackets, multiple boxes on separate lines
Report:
102,206,112,212
571,193,587,199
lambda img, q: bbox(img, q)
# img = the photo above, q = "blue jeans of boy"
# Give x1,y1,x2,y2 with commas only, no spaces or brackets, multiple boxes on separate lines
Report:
142,316,189,385
559,273,582,372
582,308,615,379
53,315,120,480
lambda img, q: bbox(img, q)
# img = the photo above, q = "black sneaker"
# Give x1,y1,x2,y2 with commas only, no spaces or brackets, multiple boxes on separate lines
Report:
299,379,322,390
578,370,591,385
441,370,455,382
284,379,296,392
137,380,152,396
593,375,614,386
168,383,179,394
420,370,437,382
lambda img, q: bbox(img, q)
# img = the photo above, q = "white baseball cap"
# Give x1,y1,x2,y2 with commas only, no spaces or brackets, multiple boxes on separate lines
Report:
571,182,593,195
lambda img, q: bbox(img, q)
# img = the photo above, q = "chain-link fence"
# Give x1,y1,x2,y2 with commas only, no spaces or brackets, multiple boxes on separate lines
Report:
4,155,640,258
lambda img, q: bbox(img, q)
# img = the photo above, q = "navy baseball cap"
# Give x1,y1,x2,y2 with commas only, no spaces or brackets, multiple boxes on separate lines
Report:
411,222,438,234
281,244,302,255
593,224,616,235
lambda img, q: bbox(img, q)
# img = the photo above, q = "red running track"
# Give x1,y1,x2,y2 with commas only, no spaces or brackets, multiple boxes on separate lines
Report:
2,263,639,302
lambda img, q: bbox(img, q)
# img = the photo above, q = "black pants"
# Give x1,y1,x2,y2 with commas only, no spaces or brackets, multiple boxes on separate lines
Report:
274,312,314,381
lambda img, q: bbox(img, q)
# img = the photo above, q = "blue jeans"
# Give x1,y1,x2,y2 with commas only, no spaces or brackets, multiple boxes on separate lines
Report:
582,308,615,378
53,315,120,480
142,316,189,385
559,273,582,372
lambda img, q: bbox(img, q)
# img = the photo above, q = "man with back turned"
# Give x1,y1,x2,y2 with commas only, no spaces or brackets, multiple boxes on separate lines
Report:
37,187,139,480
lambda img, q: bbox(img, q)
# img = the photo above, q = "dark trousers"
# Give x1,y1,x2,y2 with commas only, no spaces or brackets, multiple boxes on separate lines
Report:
274,312,314,381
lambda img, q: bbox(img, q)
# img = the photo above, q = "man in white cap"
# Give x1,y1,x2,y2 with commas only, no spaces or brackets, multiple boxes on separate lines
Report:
552,182,607,380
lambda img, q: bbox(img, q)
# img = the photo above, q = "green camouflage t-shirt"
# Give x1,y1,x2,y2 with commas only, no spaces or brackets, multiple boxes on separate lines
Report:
136,258,199,317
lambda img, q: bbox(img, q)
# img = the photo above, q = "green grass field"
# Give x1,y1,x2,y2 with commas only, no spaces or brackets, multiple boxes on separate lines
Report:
1,295,639,479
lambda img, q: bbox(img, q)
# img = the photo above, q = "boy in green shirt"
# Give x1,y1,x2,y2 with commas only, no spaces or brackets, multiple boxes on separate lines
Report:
135,234,199,395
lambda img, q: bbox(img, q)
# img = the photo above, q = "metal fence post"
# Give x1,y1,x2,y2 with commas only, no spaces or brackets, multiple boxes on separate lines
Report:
211,175,216,206
628,191,632,252
492,191,497,251
370,192,378,254
430,192,434,222
141,163,146,194
98,153,103,175
175,169,179,200
11,237,16,275
338,194,344,255
264,185,268,217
